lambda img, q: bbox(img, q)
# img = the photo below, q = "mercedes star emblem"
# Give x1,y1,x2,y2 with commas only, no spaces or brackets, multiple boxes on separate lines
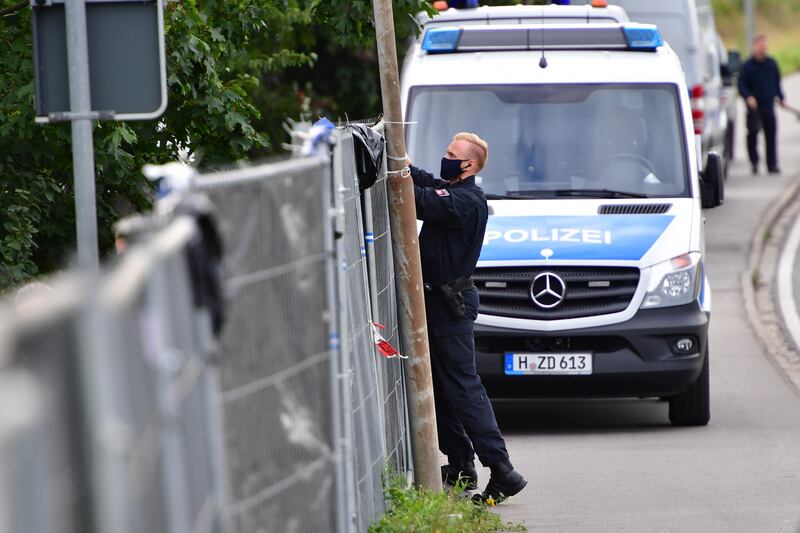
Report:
530,272,567,309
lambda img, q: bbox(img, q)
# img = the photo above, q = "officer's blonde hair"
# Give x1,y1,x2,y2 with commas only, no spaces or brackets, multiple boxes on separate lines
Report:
453,132,489,171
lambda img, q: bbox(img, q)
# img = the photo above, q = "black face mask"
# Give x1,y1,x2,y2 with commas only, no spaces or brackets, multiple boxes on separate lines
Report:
440,157,466,181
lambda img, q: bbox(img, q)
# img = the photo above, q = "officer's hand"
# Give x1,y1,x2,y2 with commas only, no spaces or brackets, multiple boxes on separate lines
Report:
779,98,787,108
747,96,758,110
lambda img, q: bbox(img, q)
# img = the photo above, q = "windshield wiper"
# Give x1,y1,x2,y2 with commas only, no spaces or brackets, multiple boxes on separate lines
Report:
555,188,648,198
550,188,649,199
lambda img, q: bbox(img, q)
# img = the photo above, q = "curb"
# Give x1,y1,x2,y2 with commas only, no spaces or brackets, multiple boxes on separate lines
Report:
741,172,800,394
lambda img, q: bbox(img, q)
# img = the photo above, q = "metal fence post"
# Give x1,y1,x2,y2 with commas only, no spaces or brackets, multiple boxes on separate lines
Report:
148,256,191,533
79,282,131,533
323,144,350,533
198,316,232,533
332,137,358,531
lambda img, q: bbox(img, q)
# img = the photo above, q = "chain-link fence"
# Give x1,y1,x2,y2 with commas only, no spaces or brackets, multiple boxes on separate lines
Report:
0,122,412,533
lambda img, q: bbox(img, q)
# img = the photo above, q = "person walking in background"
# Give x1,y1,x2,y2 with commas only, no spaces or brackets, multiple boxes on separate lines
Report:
739,34,786,175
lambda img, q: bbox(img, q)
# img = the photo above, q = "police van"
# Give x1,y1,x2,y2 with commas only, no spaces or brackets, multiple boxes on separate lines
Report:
401,4,725,426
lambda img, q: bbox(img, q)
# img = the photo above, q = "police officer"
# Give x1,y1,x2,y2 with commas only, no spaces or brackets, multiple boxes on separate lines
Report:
406,132,527,504
739,34,786,174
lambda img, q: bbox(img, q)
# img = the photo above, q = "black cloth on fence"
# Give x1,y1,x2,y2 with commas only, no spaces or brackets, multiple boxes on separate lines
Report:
347,123,385,191
177,194,227,336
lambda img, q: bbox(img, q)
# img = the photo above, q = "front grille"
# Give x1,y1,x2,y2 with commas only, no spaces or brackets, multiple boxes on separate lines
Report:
474,266,640,320
598,203,672,215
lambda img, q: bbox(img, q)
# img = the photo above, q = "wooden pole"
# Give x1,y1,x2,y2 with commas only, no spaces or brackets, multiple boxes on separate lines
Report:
371,0,441,491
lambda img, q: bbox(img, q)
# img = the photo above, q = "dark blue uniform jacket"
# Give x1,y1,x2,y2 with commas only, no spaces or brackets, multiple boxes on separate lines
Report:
739,56,784,108
410,165,488,285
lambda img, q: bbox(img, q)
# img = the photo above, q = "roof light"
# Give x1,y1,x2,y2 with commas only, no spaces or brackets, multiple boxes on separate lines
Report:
432,0,449,11
622,24,663,50
422,27,463,53
450,0,479,7
591,0,608,7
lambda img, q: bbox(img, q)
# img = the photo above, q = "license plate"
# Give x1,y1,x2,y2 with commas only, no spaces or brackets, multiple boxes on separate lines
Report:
504,352,593,375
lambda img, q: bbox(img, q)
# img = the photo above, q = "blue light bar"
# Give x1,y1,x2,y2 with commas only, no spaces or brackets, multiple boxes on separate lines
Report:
422,27,463,53
450,0,479,7
622,24,664,50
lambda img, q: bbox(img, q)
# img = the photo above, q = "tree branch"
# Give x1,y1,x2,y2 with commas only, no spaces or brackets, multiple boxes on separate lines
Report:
0,1,28,17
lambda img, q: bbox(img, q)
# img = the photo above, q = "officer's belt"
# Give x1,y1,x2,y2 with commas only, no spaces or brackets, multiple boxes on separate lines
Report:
425,276,474,294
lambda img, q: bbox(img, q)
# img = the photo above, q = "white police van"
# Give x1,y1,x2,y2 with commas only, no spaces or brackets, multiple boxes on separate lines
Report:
401,4,725,426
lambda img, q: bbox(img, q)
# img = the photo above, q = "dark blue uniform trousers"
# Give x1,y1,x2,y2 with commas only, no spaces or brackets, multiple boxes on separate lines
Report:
747,105,778,171
425,287,509,467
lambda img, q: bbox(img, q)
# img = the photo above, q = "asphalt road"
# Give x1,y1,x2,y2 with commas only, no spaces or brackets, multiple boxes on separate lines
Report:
487,75,800,532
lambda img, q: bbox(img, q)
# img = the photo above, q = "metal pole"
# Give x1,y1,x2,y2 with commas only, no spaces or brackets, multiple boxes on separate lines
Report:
65,0,99,272
332,137,358,530
322,146,349,533
745,0,755,55
371,0,441,491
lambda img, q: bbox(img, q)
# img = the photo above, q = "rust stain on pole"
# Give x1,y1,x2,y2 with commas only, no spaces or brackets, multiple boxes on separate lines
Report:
372,0,441,491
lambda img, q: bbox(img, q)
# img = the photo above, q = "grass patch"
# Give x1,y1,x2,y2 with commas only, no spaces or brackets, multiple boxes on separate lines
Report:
369,472,527,533
713,0,800,73
773,43,800,78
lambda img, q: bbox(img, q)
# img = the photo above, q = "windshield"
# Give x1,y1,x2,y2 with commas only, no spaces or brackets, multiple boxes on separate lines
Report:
406,84,690,198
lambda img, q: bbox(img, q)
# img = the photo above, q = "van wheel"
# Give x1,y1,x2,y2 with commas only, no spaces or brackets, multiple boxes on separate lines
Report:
668,348,710,426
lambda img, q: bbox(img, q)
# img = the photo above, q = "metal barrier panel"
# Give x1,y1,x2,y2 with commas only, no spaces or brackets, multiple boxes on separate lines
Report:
0,215,225,533
83,216,224,533
334,132,387,531
362,126,412,478
0,286,90,533
0,126,414,533
196,158,338,532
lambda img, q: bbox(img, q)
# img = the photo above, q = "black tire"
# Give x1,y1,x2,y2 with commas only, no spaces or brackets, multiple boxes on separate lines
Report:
668,348,710,426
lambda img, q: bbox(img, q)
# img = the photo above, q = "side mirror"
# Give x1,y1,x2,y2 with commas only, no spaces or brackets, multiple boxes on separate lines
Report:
727,49,742,74
721,49,741,87
701,152,725,208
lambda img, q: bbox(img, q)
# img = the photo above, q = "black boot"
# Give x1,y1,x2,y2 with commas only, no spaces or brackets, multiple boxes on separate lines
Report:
441,460,478,491
472,460,527,505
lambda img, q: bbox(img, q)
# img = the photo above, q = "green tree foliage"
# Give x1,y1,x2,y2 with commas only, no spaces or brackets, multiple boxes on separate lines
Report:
0,0,431,290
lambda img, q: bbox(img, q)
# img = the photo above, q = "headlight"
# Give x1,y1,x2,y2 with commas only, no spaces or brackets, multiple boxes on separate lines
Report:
640,252,702,309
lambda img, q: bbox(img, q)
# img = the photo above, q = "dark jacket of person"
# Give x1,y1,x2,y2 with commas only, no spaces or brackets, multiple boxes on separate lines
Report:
738,56,784,107
410,165,488,285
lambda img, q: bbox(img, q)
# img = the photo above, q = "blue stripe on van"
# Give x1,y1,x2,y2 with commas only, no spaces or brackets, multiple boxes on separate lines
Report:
480,215,675,262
